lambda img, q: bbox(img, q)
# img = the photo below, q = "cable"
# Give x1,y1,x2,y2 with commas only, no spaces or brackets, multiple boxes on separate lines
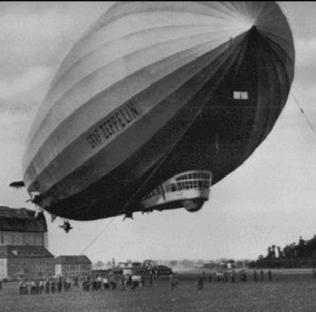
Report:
291,92,316,133
80,217,116,254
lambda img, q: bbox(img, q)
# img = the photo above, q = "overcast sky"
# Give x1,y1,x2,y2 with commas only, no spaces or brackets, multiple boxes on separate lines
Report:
0,2,315,263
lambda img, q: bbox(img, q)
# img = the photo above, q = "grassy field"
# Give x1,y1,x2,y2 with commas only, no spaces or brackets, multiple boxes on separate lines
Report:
2,271,316,312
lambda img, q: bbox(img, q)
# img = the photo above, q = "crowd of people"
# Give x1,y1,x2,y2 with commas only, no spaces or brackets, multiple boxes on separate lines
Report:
8,269,274,295
17,272,151,295
81,274,144,291
18,277,72,295
195,269,273,290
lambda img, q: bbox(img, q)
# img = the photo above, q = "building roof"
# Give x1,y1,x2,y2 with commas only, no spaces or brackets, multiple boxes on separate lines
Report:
55,255,91,264
0,246,54,259
0,206,47,232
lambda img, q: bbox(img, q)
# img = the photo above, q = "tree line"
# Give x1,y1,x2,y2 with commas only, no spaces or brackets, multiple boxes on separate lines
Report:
249,235,316,268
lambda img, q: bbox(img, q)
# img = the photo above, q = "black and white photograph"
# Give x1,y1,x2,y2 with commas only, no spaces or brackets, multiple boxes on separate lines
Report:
0,2,315,311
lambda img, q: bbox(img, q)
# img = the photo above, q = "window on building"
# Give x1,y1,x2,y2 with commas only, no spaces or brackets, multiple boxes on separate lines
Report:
233,91,248,100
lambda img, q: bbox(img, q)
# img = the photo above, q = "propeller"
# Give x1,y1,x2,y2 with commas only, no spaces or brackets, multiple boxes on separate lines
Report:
59,220,73,233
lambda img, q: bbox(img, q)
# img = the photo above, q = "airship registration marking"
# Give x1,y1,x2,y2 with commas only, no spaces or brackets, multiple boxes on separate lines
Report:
86,101,141,149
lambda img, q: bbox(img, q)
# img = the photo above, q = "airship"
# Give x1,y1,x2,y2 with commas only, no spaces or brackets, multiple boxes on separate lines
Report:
18,2,294,222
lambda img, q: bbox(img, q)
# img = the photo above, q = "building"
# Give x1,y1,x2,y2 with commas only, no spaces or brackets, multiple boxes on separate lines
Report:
0,206,54,280
0,206,48,248
55,255,92,279
0,246,54,280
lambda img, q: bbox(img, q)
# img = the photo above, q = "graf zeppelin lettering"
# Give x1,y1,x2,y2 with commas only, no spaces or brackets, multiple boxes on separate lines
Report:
86,102,141,149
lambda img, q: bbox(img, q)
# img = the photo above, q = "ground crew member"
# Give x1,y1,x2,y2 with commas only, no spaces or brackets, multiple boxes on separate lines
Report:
102,276,109,290
240,270,247,282
208,273,213,283
170,273,177,291
39,280,45,294
223,272,229,283
30,280,36,295
51,279,56,293
57,278,62,293
110,277,116,290
231,270,236,283
197,274,204,291
253,270,258,282
149,271,153,287
19,280,25,295
45,279,50,294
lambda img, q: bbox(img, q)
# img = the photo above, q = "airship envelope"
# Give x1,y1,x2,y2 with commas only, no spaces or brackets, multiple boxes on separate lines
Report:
22,2,294,220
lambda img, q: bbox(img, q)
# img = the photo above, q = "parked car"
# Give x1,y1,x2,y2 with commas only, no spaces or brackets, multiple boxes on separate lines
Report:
153,265,173,276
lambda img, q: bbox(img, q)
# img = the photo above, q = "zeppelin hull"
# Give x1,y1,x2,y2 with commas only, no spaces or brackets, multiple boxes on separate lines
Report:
23,2,295,220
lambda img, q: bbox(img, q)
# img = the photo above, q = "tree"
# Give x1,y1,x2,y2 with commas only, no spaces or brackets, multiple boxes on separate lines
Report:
95,261,105,269
298,236,306,258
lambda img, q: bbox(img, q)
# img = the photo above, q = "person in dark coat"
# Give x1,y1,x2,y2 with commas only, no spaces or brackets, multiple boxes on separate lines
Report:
57,278,62,293
197,275,204,291
231,270,236,283
149,271,153,287
208,273,213,283
253,270,258,282
51,280,56,293
30,280,37,295
45,279,50,294
19,280,25,295
170,273,178,291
